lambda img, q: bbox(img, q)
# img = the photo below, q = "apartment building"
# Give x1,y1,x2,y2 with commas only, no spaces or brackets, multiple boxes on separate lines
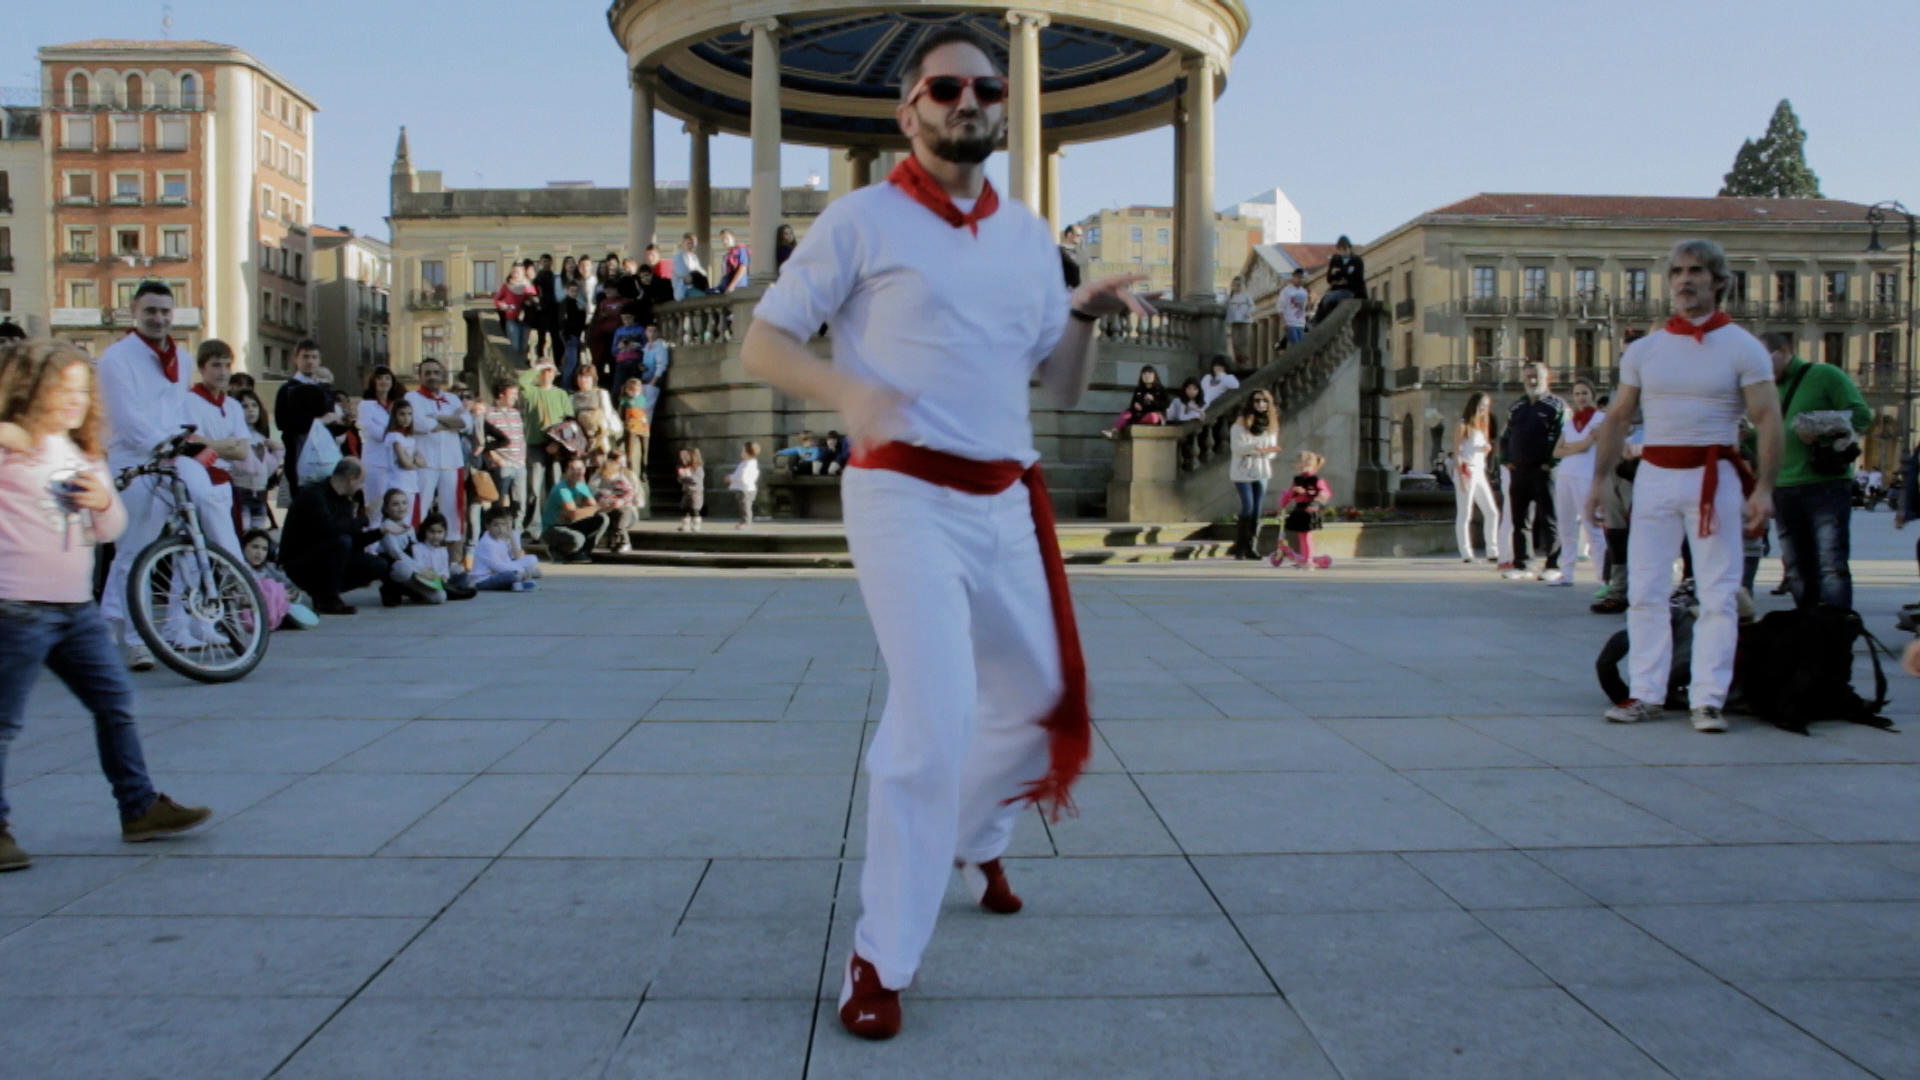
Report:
309,225,391,390
0,107,47,335
1072,204,1261,299
40,40,317,372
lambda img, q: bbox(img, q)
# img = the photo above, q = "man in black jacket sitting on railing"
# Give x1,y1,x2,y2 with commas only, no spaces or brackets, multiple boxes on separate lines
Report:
1313,236,1367,325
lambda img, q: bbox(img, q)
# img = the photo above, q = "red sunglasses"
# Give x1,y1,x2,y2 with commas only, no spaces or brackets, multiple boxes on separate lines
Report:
907,74,1009,107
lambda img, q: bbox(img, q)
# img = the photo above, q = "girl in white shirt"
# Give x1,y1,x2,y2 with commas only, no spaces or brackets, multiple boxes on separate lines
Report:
1227,389,1281,560
381,399,427,526
1200,358,1240,406
1453,392,1501,563
1167,378,1207,423
726,441,761,529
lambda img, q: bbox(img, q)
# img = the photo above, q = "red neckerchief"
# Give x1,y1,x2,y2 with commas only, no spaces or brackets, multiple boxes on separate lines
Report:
129,330,179,382
888,154,1000,236
416,387,448,405
849,441,1089,820
189,384,226,410
1664,311,1732,342
1572,407,1597,431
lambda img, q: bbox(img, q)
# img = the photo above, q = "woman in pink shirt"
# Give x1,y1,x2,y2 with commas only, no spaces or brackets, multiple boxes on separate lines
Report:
0,341,211,871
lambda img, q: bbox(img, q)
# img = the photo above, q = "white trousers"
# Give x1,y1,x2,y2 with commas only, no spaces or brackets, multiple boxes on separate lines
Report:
362,464,389,511
1496,466,1514,562
1626,461,1744,709
1454,464,1500,560
843,467,1058,991
1553,470,1606,584
419,468,464,541
101,459,241,647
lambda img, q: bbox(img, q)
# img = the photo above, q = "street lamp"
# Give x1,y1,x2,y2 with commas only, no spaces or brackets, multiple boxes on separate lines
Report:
1865,200,1917,476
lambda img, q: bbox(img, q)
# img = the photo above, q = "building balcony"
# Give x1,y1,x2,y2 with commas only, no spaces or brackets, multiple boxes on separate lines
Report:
1856,366,1908,392
45,91,204,112
61,251,99,263
155,253,189,263
1391,365,1422,389
1515,296,1560,317
407,287,450,311
1864,301,1908,323
1615,298,1663,319
1394,297,1416,321
51,308,103,328
156,195,189,207
1459,296,1508,317
108,308,135,327
172,307,203,329
1819,301,1859,321
60,196,96,206
1769,300,1810,320
109,195,142,207
1722,299,1766,319
1421,363,1618,390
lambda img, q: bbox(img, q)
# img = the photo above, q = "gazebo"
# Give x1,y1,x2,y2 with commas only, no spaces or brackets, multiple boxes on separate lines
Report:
607,0,1250,297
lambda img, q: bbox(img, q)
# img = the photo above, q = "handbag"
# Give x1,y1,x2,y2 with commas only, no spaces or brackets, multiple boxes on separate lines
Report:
544,418,587,456
296,419,341,484
468,470,500,504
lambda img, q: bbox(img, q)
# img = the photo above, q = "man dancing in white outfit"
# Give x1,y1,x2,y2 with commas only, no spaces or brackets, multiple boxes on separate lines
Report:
742,27,1150,1041
99,282,243,670
1586,240,1783,732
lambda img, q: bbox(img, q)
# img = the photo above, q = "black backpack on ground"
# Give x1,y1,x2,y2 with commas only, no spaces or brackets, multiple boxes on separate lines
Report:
1736,605,1897,734
1597,605,1696,710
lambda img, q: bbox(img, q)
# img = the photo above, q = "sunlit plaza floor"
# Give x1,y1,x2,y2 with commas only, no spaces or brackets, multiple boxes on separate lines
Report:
2,514,1916,1080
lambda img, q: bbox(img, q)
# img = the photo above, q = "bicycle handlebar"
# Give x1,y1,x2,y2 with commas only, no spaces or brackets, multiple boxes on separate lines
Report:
115,424,200,490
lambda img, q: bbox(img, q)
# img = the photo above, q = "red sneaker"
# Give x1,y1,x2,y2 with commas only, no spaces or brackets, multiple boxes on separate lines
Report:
838,953,901,1040
958,858,1023,914
1497,561,1516,571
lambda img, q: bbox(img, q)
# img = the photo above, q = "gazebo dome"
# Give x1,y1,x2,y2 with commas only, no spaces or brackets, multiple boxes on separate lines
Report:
608,1,1250,148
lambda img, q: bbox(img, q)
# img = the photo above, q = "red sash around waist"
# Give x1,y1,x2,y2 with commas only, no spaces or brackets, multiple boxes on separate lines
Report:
850,441,1090,819
1640,444,1755,539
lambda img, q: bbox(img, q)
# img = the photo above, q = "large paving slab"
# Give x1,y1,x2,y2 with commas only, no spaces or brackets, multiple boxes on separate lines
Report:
2,514,1916,1078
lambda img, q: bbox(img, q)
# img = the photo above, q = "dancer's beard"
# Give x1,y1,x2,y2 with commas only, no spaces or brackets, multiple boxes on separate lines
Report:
929,115,1001,165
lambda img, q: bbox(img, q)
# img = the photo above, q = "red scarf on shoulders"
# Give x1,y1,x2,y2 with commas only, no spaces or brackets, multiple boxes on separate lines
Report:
130,331,180,383
1663,311,1732,342
189,384,226,410
1572,407,1596,431
889,154,1000,236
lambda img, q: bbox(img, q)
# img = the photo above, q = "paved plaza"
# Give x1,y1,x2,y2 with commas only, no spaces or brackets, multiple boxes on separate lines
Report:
2,517,1916,1080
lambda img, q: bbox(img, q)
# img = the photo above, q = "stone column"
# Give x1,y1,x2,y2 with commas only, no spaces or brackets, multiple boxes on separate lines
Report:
848,147,877,190
746,18,784,282
627,69,656,259
1042,146,1063,233
1005,11,1048,210
1171,100,1187,297
687,121,713,272
1180,56,1217,300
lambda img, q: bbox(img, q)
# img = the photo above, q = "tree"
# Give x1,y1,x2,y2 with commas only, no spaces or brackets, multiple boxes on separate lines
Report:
1719,100,1823,198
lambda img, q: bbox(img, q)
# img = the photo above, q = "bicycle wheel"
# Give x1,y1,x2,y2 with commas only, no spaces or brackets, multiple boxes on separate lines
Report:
127,535,270,683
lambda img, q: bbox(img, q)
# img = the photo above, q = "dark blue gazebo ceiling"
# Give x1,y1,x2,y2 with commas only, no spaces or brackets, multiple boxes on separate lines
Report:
664,11,1176,136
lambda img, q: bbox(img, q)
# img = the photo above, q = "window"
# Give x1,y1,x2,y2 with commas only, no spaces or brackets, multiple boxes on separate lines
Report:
159,172,188,203
115,281,139,308
1130,227,1143,243
291,253,304,280
1775,270,1798,302
0,288,9,313
1156,228,1168,244
1523,267,1548,299
1820,269,1850,303
112,173,141,204
261,242,277,272
64,172,96,203
293,302,305,328
260,133,273,164
0,227,8,260
1471,327,1497,361
62,116,94,151
279,195,291,221
160,226,188,258
1402,332,1414,367
277,143,289,174
1875,272,1900,304
472,259,498,295
69,280,97,308
1873,332,1895,373
0,171,7,210
1573,267,1599,300
262,185,276,217
1727,270,1748,303
115,227,141,256
1574,329,1596,368
68,72,90,108
178,74,198,110
125,74,144,110
1471,266,1496,299
262,87,275,116
1522,327,1546,363
291,201,303,225
421,259,446,289
280,98,291,125
1403,269,1415,304
422,324,448,359
66,227,96,257
1822,332,1845,366
261,290,274,321
109,115,141,150
164,280,190,307
291,151,304,181
1088,226,1100,244
157,116,188,150
1626,269,1649,301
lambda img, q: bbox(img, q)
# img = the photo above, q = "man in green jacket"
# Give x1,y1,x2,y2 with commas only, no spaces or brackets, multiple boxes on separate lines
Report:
1765,331,1872,609
518,361,575,537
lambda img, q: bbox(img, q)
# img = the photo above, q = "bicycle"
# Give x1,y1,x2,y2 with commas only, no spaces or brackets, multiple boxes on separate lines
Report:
115,425,270,683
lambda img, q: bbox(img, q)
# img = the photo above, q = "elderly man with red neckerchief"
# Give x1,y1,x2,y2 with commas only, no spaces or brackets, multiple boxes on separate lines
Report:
744,27,1152,1042
1586,239,1784,734
404,358,472,548
98,282,244,670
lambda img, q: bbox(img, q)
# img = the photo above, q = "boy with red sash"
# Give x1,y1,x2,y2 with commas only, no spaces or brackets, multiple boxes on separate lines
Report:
1586,240,1783,733
743,27,1151,1042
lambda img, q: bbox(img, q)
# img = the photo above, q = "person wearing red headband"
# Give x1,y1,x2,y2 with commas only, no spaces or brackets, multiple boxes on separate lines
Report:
743,27,1151,1042
1585,239,1784,733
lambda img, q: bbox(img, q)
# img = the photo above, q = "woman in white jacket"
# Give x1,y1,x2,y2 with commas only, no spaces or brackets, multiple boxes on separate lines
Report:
1227,389,1281,560
1454,392,1502,563
358,367,403,509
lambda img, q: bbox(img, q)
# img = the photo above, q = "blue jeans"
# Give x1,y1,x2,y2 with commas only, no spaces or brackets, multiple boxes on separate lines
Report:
560,337,582,388
1774,479,1854,610
1286,325,1306,346
505,320,528,358
1234,480,1267,519
473,572,520,591
0,600,156,823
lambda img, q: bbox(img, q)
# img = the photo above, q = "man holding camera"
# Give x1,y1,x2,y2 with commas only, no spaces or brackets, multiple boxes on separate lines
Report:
1764,330,1871,610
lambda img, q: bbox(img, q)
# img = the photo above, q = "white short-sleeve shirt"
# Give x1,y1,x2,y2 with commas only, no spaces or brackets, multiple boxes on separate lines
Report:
1559,408,1607,479
1619,323,1772,447
752,181,1070,466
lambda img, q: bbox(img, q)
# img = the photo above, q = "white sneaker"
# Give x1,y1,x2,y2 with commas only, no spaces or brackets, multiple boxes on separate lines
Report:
511,580,539,592
1544,576,1572,588
1604,699,1662,724
1691,705,1728,733
126,643,155,672
1502,568,1537,581
1541,569,1565,584
614,542,632,554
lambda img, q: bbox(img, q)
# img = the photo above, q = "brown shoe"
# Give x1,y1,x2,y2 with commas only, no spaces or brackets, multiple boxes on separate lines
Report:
0,826,30,871
121,794,213,842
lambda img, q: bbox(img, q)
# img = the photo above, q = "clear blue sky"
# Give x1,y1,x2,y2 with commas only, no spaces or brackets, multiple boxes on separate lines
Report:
10,0,1916,245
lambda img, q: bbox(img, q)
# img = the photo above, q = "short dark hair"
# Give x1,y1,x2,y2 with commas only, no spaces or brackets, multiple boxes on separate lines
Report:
900,26,1002,97
484,506,515,527
1759,331,1795,354
492,379,518,399
418,512,448,539
293,338,320,355
194,339,233,368
0,319,25,341
241,527,274,552
418,357,445,371
133,280,174,302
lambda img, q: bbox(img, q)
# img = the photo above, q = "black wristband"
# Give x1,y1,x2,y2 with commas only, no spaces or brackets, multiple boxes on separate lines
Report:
1070,308,1099,323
